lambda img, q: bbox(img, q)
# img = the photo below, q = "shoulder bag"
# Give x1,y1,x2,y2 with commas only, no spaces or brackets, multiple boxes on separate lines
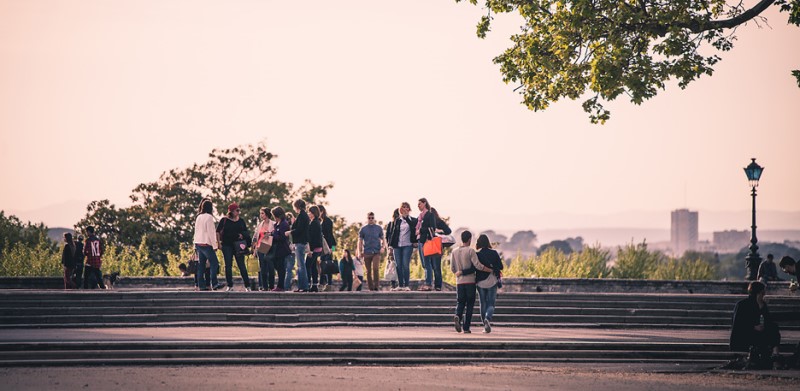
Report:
422,227,442,257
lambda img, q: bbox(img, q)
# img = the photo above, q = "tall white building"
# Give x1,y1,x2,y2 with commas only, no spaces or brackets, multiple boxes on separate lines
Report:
671,209,698,256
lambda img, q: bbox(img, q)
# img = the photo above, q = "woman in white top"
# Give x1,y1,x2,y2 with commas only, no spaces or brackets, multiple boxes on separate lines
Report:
193,199,222,290
253,207,275,291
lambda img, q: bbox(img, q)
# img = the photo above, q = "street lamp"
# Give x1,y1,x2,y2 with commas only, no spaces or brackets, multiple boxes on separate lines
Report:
743,158,764,281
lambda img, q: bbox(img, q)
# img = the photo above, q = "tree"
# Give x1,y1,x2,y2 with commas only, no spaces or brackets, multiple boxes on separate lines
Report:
0,212,51,255
77,141,333,266
457,0,800,123
503,230,538,254
537,239,574,255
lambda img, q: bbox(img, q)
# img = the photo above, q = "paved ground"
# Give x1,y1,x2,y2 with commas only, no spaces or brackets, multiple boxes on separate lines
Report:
0,363,797,391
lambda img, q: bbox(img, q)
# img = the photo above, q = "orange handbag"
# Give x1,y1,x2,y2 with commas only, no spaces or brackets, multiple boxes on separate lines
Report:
422,230,442,257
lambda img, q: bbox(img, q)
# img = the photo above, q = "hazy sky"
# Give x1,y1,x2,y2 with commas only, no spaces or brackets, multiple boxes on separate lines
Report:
1,1,798,233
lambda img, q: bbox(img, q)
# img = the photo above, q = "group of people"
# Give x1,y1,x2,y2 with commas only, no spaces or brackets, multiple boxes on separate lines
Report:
190,197,466,293
189,197,503,332
60,226,106,289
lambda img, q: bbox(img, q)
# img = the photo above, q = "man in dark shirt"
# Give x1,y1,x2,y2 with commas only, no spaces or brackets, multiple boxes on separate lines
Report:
83,227,106,289
74,235,85,288
757,254,779,282
779,256,799,291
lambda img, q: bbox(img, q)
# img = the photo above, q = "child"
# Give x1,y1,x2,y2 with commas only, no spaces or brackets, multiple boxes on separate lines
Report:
353,253,365,292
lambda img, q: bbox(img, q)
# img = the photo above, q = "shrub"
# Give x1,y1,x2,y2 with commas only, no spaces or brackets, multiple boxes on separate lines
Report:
612,241,663,279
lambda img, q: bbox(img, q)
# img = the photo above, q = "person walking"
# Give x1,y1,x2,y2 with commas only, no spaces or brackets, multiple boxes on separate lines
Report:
319,205,337,292
306,205,324,292
339,249,355,291
216,202,251,291
270,206,291,292
389,202,417,291
82,226,106,289
61,233,78,289
253,207,275,291
450,231,492,334
194,199,223,291
288,200,310,292
475,234,503,333
358,212,386,291
417,201,451,291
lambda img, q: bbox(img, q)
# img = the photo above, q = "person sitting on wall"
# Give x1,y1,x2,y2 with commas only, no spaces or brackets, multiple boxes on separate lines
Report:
730,281,781,369
757,254,779,283
779,256,799,292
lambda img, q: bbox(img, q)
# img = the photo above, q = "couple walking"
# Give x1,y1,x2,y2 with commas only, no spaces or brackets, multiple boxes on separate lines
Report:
451,231,504,334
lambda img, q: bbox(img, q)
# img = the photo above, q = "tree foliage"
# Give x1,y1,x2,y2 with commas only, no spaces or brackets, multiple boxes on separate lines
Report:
457,0,800,123
0,212,51,256
76,141,332,266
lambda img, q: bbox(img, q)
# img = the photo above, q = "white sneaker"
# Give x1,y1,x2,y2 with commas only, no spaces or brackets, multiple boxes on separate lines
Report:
483,318,491,334
225,286,234,292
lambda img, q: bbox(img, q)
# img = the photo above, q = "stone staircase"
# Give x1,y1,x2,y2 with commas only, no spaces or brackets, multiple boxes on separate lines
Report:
0,290,798,329
0,290,797,366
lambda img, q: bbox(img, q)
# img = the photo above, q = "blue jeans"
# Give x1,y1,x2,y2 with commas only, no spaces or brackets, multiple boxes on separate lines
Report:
294,243,309,290
477,285,498,322
284,253,296,291
221,245,250,288
418,243,434,286
393,246,413,288
195,245,220,288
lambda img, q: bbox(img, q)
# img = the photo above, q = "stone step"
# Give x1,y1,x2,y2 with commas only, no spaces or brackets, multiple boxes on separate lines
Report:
0,313,739,325
0,306,740,319
2,339,796,366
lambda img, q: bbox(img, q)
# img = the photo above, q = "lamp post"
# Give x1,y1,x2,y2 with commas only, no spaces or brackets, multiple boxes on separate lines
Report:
743,158,764,281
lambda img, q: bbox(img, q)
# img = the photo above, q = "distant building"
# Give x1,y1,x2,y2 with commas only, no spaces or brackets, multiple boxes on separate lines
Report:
712,230,749,253
671,209,698,256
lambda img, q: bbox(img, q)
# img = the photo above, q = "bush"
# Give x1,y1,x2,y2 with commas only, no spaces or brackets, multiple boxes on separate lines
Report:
612,241,663,279
0,233,60,277
651,258,716,280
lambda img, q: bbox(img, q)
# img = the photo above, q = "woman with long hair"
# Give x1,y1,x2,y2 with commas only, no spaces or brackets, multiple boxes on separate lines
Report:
417,199,451,291
287,200,310,292
306,205,323,292
270,206,292,292
475,234,503,333
389,202,417,291
339,249,355,291
253,207,275,291
216,202,251,291
415,198,433,291
319,205,337,291
61,233,77,289
193,198,222,290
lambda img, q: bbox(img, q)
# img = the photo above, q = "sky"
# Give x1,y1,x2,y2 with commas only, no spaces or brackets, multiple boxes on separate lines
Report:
0,0,798,235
